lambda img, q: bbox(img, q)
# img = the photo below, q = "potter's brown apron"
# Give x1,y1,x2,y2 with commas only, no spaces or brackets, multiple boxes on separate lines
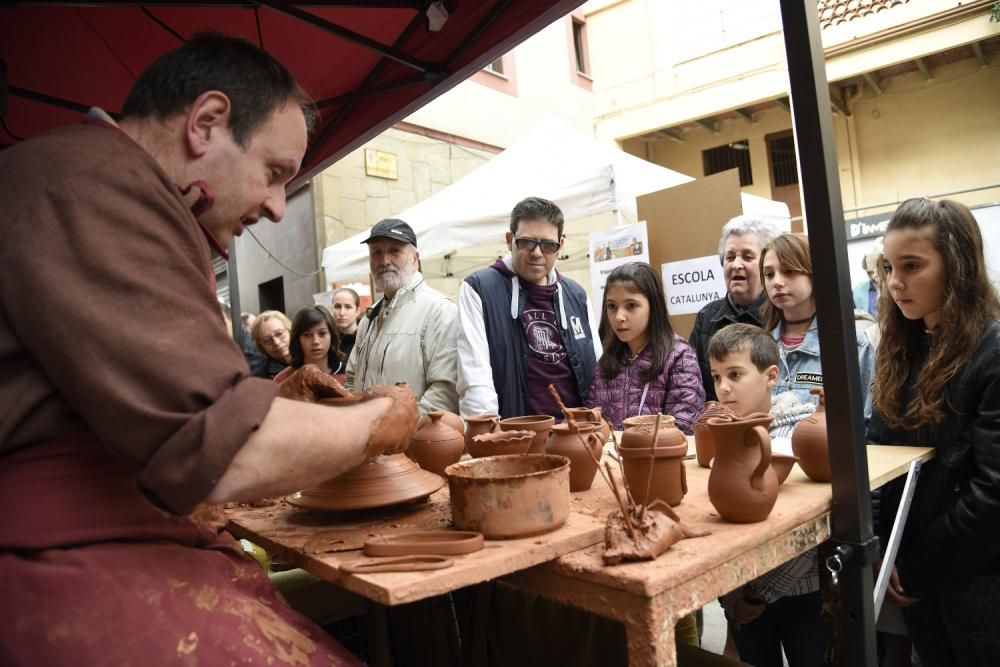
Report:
0,430,360,666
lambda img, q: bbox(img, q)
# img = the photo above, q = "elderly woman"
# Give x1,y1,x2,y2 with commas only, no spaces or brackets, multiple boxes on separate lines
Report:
250,310,292,380
688,215,780,402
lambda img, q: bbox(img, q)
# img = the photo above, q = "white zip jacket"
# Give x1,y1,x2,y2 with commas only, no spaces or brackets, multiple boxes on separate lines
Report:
346,271,459,415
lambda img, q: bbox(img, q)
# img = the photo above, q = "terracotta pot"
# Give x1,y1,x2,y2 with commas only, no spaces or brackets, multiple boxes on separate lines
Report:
499,415,555,454
417,410,465,435
563,407,612,444
545,423,604,492
771,453,800,485
691,402,737,468
464,414,500,453
408,411,465,477
792,388,830,482
445,454,570,539
287,454,444,511
618,415,688,506
706,413,778,523
469,429,534,458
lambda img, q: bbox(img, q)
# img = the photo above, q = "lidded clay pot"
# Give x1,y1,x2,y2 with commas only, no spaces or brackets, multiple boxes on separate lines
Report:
464,414,500,453
618,414,688,506
407,411,465,477
545,422,604,492
469,429,534,458
791,388,830,482
499,415,555,454
706,413,778,523
692,402,737,468
417,410,465,436
563,407,612,445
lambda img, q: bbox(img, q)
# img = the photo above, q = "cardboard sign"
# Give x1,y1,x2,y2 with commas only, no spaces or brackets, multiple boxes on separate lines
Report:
660,255,726,316
588,222,650,305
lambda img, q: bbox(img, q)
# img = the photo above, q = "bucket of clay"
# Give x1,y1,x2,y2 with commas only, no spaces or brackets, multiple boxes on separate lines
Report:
444,454,570,539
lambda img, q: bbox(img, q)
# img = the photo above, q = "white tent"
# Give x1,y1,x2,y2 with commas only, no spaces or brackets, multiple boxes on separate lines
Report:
322,120,790,283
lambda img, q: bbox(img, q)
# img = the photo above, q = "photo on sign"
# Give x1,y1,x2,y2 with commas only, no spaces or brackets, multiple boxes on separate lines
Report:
588,222,650,304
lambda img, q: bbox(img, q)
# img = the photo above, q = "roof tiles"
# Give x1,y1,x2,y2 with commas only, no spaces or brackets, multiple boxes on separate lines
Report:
817,0,910,29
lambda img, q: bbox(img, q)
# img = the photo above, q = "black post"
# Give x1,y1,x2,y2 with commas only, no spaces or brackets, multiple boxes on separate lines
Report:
777,1,878,665
228,240,243,341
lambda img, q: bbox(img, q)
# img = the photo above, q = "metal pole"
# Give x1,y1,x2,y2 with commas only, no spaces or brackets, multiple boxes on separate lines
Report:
778,1,878,665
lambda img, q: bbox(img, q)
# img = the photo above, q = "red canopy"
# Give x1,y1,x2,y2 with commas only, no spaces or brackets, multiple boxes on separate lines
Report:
0,1,582,188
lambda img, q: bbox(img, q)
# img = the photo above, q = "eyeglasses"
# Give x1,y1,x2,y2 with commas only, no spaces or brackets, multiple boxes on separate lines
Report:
259,329,289,347
513,236,561,255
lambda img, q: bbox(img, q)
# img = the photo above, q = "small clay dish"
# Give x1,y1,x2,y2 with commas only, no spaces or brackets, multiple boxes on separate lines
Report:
363,530,484,557
771,453,800,485
468,430,534,458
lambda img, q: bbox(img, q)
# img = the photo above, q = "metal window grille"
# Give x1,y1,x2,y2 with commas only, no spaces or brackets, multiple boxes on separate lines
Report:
769,134,799,187
702,142,753,186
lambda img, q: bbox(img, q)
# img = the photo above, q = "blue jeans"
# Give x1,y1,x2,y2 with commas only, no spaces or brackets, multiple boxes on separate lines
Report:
731,591,823,667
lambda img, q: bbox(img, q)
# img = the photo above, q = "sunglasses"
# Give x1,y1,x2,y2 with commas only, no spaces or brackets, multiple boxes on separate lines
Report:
513,236,561,255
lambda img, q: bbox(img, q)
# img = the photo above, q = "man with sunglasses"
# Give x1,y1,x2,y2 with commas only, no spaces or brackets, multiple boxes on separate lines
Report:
457,196,601,419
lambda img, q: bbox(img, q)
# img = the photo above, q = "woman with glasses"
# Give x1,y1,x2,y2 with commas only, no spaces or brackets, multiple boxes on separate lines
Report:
250,310,292,380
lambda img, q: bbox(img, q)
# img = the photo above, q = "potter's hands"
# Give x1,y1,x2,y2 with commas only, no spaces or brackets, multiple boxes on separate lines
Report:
277,365,351,403
362,383,419,459
885,565,919,607
721,588,766,629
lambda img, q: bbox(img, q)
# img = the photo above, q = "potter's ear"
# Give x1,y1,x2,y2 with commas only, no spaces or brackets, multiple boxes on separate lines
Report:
184,91,233,158
505,231,514,251
765,365,779,388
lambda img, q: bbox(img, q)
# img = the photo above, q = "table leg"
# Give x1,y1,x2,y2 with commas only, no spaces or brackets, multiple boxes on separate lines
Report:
626,598,677,667
366,600,392,667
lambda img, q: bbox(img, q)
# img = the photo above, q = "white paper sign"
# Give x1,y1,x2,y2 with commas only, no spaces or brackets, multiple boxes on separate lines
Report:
588,222,649,305
660,255,726,316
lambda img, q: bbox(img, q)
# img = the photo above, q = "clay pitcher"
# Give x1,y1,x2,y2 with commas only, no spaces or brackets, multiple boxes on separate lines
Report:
692,402,737,468
407,411,465,477
706,413,778,523
564,407,612,444
465,414,500,454
619,414,688,507
545,423,604,491
791,388,830,482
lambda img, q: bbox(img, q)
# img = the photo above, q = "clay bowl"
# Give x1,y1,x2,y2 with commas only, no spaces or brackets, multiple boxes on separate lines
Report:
771,454,800,485
287,454,444,511
445,454,570,539
499,415,555,454
468,430,534,458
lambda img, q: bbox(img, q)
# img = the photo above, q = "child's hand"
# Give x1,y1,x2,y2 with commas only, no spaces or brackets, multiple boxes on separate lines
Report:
721,588,767,629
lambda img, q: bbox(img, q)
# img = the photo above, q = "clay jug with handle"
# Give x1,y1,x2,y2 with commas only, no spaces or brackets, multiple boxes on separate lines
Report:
618,414,689,506
464,414,500,454
564,406,612,445
791,388,830,482
545,422,604,491
706,413,778,523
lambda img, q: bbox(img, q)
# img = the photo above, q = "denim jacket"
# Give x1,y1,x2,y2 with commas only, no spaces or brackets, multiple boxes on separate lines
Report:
770,318,875,418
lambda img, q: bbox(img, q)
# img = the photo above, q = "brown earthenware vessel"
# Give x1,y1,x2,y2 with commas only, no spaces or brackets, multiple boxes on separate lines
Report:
692,402,738,468
469,429,534,458
408,411,465,476
563,407,612,444
791,388,830,482
445,454,570,539
464,414,500,453
770,453,800,485
545,423,604,492
417,410,465,435
287,454,444,511
499,415,555,454
618,415,688,506
706,413,778,523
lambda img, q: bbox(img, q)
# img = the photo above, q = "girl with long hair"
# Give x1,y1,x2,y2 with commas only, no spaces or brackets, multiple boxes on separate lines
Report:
867,198,1000,666
273,306,342,383
586,262,704,432
759,233,875,408
331,288,360,374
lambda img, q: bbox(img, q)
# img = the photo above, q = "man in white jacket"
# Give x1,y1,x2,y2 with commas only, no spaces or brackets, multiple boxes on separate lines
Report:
346,219,459,415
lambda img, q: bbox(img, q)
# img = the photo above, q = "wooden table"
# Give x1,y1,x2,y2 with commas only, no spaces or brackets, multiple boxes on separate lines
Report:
502,444,934,667
225,444,932,666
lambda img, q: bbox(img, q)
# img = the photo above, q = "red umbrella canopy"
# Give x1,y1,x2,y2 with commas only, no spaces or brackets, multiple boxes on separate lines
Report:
0,1,582,188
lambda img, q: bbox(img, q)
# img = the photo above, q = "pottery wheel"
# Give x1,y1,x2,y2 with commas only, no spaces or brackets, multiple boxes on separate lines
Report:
287,453,445,511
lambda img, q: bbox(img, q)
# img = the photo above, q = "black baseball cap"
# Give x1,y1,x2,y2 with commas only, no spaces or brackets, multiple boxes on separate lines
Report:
361,218,417,247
